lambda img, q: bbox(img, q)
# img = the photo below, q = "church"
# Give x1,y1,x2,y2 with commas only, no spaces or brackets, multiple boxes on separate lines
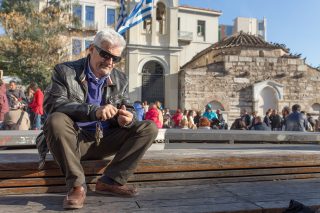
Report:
180,32,320,123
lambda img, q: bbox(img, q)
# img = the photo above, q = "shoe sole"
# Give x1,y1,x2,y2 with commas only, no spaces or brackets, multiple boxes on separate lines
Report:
63,203,84,209
95,189,138,197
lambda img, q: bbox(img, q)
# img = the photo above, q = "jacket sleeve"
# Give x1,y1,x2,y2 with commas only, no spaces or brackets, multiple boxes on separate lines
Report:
44,65,98,122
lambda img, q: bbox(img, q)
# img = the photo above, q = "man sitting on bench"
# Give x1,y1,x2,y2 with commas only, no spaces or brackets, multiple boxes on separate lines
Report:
43,29,158,210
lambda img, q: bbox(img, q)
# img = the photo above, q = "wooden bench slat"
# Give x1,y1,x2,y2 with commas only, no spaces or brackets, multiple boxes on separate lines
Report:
2,167,320,188
2,153,320,172
3,173,320,195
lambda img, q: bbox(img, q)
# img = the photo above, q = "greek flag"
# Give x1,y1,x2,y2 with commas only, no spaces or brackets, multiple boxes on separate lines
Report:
115,0,127,32
117,0,153,35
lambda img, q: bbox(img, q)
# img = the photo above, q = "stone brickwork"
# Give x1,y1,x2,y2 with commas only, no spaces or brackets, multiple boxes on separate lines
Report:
180,39,320,125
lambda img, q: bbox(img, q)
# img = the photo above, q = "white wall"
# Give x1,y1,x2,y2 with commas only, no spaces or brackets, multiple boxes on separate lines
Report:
178,7,220,66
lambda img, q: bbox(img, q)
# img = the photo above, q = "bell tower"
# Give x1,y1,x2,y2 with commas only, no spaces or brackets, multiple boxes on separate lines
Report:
125,0,181,109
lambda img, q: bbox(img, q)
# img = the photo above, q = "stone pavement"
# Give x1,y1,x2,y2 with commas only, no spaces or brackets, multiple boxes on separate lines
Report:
1,178,320,213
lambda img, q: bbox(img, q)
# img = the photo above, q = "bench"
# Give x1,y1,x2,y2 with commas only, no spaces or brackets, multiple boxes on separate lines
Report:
1,143,320,195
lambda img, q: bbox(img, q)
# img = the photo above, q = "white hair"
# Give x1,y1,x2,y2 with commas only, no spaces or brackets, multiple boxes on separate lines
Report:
93,28,126,51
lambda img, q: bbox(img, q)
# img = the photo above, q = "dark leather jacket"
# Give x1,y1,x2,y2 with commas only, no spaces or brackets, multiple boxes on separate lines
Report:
44,56,136,127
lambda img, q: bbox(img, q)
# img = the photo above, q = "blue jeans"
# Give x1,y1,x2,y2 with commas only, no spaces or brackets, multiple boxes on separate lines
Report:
33,114,42,130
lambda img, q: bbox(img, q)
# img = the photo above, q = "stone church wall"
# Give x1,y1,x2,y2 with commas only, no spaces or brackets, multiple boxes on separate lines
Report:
180,49,320,125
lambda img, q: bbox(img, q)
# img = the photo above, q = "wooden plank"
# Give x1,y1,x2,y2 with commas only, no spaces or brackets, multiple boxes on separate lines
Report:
131,167,320,182
2,163,320,180
1,172,320,196
136,155,320,173
0,159,109,171
2,153,320,172
0,173,320,194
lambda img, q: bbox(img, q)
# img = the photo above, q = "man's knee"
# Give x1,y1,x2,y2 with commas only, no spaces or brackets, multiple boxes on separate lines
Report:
45,112,73,131
139,120,159,139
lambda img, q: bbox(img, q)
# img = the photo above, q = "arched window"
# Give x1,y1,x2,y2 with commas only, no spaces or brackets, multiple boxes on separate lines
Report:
142,61,164,105
156,2,166,34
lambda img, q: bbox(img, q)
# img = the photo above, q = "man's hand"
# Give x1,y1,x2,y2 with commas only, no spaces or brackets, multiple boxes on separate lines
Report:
117,105,133,127
96,104,118,121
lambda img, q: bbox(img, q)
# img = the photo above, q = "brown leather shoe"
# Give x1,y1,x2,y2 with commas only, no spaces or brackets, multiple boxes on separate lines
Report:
95,179,138,197
63,186,86,209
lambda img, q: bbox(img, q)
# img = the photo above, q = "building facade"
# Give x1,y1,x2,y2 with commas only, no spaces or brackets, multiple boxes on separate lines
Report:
37,0,119,58
219,17,267,41
180,32,320,124
126,1,221,109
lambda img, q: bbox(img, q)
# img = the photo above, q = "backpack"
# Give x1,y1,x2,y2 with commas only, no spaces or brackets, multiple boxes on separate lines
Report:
3,110,25,130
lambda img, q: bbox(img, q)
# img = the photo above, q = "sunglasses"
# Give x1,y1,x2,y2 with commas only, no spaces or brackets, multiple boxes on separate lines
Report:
94,45,122,63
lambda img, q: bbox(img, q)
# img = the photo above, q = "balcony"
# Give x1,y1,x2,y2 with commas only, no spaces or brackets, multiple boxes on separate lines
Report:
178,31,193,42
68,21,98,32
85,21,97,30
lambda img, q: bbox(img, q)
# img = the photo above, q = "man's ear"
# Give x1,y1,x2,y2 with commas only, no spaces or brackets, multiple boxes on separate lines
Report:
88,44,95,55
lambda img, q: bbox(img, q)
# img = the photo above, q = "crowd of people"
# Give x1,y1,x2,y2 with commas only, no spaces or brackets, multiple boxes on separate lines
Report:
0,79,318,133
230,104,320,132
134,101,227,129
134,101,320,132
0,79,44,130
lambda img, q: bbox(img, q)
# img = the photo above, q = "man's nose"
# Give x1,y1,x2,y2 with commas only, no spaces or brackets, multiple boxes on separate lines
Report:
103,57,113,64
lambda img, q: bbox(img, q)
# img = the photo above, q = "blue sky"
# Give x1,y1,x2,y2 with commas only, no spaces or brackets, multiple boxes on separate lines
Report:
180,0,320,67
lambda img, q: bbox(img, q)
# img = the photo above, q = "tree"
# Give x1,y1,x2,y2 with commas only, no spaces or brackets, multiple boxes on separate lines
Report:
0,0,76,88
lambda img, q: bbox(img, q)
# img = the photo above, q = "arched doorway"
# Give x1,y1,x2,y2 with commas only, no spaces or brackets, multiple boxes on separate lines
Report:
257,86,278,116
141,61,164,105
207,100,228,124
253,80,283,117
207,100,225,111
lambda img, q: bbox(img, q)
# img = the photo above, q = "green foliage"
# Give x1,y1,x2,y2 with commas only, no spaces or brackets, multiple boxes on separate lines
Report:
0,0,34,14
0,0,74,89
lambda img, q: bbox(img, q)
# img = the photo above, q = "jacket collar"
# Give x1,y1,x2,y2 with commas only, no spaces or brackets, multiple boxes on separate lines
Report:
76,56,88,83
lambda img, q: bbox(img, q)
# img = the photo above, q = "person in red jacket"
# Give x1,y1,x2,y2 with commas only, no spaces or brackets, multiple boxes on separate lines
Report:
145,103,162,128
0,79,9,127
172,109,183,128
28,82,44,130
